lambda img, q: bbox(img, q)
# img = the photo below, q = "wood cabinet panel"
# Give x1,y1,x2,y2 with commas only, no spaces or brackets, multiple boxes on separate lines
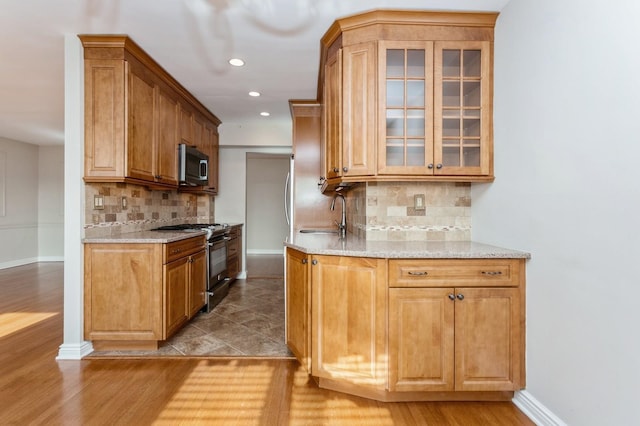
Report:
311,255,387,388
324,49,342,180
389,288,454,392
156,85,180,185
83,59,125,178
164,256,189,337
342,42,377,177
285,248,311,372
84,244,163,341
188,249,207,317
388,259,521,288
455,287,521,391
226,225,243,281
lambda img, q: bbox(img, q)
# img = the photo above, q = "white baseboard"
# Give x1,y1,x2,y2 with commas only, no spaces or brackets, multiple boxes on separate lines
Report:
247,249,285,255
513,390,567,426
0,257,39,270
56,341,94,360
0,256,64,270
38,256,64,262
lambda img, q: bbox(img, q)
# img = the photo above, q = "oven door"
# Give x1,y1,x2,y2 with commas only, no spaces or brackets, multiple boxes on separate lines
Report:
208,238,228,288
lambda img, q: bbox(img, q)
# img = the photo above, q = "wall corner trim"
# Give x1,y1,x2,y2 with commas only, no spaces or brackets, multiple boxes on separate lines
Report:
513,390,568,426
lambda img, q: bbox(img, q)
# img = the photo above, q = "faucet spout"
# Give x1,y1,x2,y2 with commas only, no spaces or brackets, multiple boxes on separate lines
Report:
331,193,347,238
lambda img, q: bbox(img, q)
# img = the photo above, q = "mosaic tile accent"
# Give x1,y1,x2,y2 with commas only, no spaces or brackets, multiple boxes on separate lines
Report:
84,183,215,238
349,181,471,241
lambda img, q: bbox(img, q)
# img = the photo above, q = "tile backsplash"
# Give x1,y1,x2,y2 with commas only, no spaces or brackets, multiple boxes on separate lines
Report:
84,183,214,238
349,182,471,241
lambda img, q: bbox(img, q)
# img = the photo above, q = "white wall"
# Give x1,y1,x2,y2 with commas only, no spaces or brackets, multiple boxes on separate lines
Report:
246,154,290,254
0,137,40,268
472,0,640,424
0,140,65,268
38,145,64,260
215,144,292,271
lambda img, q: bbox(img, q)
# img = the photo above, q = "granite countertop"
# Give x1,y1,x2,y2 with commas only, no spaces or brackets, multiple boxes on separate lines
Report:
82,229,207,244
285,232,531,259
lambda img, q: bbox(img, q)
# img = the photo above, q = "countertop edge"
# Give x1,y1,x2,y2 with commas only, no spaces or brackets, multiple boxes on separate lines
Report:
284,238,531,259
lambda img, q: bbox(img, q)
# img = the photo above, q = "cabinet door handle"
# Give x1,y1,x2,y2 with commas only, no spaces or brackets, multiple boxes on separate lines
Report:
456,293,464,300
448,293,455,300
481,271,503,276
436,164,443,169
408,271,428,276
428,164,434,169
333,167,339,173
311,259,318,265
343,167,348,173
301,258,308,264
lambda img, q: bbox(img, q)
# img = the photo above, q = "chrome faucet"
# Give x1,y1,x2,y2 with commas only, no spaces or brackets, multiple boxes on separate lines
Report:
331,193,347,238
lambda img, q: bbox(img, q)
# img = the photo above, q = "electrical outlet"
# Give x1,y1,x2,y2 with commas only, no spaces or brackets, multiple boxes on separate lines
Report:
414,194,426,211
94,195,104,210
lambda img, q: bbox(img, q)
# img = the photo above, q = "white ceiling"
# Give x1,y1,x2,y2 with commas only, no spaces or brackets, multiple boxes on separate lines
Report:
0,0,510,146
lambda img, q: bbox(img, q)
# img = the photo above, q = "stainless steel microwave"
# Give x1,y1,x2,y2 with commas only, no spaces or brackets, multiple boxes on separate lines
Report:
178,144,209,186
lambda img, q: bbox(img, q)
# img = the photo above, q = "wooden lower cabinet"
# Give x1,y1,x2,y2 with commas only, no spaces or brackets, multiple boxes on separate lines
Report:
226,225,243,281
84,236,206,350
285,248,311,372
311,255,387,390
389,286,522,393
285,252,526,401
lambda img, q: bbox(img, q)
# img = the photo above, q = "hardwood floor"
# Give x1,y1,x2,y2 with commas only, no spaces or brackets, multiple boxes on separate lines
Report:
0,262,534,425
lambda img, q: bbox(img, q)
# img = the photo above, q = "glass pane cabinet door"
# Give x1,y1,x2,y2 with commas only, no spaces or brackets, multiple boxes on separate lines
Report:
434,41,491,176
378,41,433,175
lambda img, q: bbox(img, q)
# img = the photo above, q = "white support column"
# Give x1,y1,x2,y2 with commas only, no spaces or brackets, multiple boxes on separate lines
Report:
57,34,92,360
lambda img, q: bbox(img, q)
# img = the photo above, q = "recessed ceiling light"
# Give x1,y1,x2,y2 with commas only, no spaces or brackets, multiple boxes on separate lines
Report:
249,91,260,97
260,112,270,117
229,58,245,67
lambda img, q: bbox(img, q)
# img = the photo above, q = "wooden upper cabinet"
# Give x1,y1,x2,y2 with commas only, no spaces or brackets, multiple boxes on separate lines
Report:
323,47,342,180
342,42,377,178
155,84,180,186
206,124,219,194
80,35,221,191
318,10,497,191
126,60,156,182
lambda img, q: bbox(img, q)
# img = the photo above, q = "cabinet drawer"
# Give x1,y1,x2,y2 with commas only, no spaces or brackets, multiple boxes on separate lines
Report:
389,259,522,288
227,226,241,239
164,236,206,264
227,237,239,257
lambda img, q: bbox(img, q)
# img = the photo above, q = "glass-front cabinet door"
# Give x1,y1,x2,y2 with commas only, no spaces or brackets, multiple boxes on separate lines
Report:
378,41,434,175
379,40,492,177
434,41,491,176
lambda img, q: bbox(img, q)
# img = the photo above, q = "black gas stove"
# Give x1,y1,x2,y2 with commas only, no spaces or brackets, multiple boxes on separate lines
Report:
151,223,228,241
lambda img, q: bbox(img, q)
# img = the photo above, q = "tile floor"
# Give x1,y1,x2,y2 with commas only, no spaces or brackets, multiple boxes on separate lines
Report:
87,254,293,358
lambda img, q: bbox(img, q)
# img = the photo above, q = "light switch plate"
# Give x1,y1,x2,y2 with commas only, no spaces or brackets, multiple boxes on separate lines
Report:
414,194,426,210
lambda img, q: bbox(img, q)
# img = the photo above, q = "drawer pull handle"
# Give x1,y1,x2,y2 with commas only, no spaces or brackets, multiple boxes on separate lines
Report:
408,271,428,276
481,271,503,276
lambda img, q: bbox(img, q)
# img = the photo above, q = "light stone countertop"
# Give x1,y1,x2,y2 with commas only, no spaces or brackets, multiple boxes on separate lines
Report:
285,232,531,259
82,229,208,244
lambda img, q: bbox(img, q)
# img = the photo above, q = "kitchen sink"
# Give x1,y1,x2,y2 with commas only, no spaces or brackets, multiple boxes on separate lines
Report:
299,229,339,234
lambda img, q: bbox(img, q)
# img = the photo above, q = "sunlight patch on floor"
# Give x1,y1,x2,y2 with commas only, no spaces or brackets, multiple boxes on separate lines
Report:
153,360,278,425
0,312,59,338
